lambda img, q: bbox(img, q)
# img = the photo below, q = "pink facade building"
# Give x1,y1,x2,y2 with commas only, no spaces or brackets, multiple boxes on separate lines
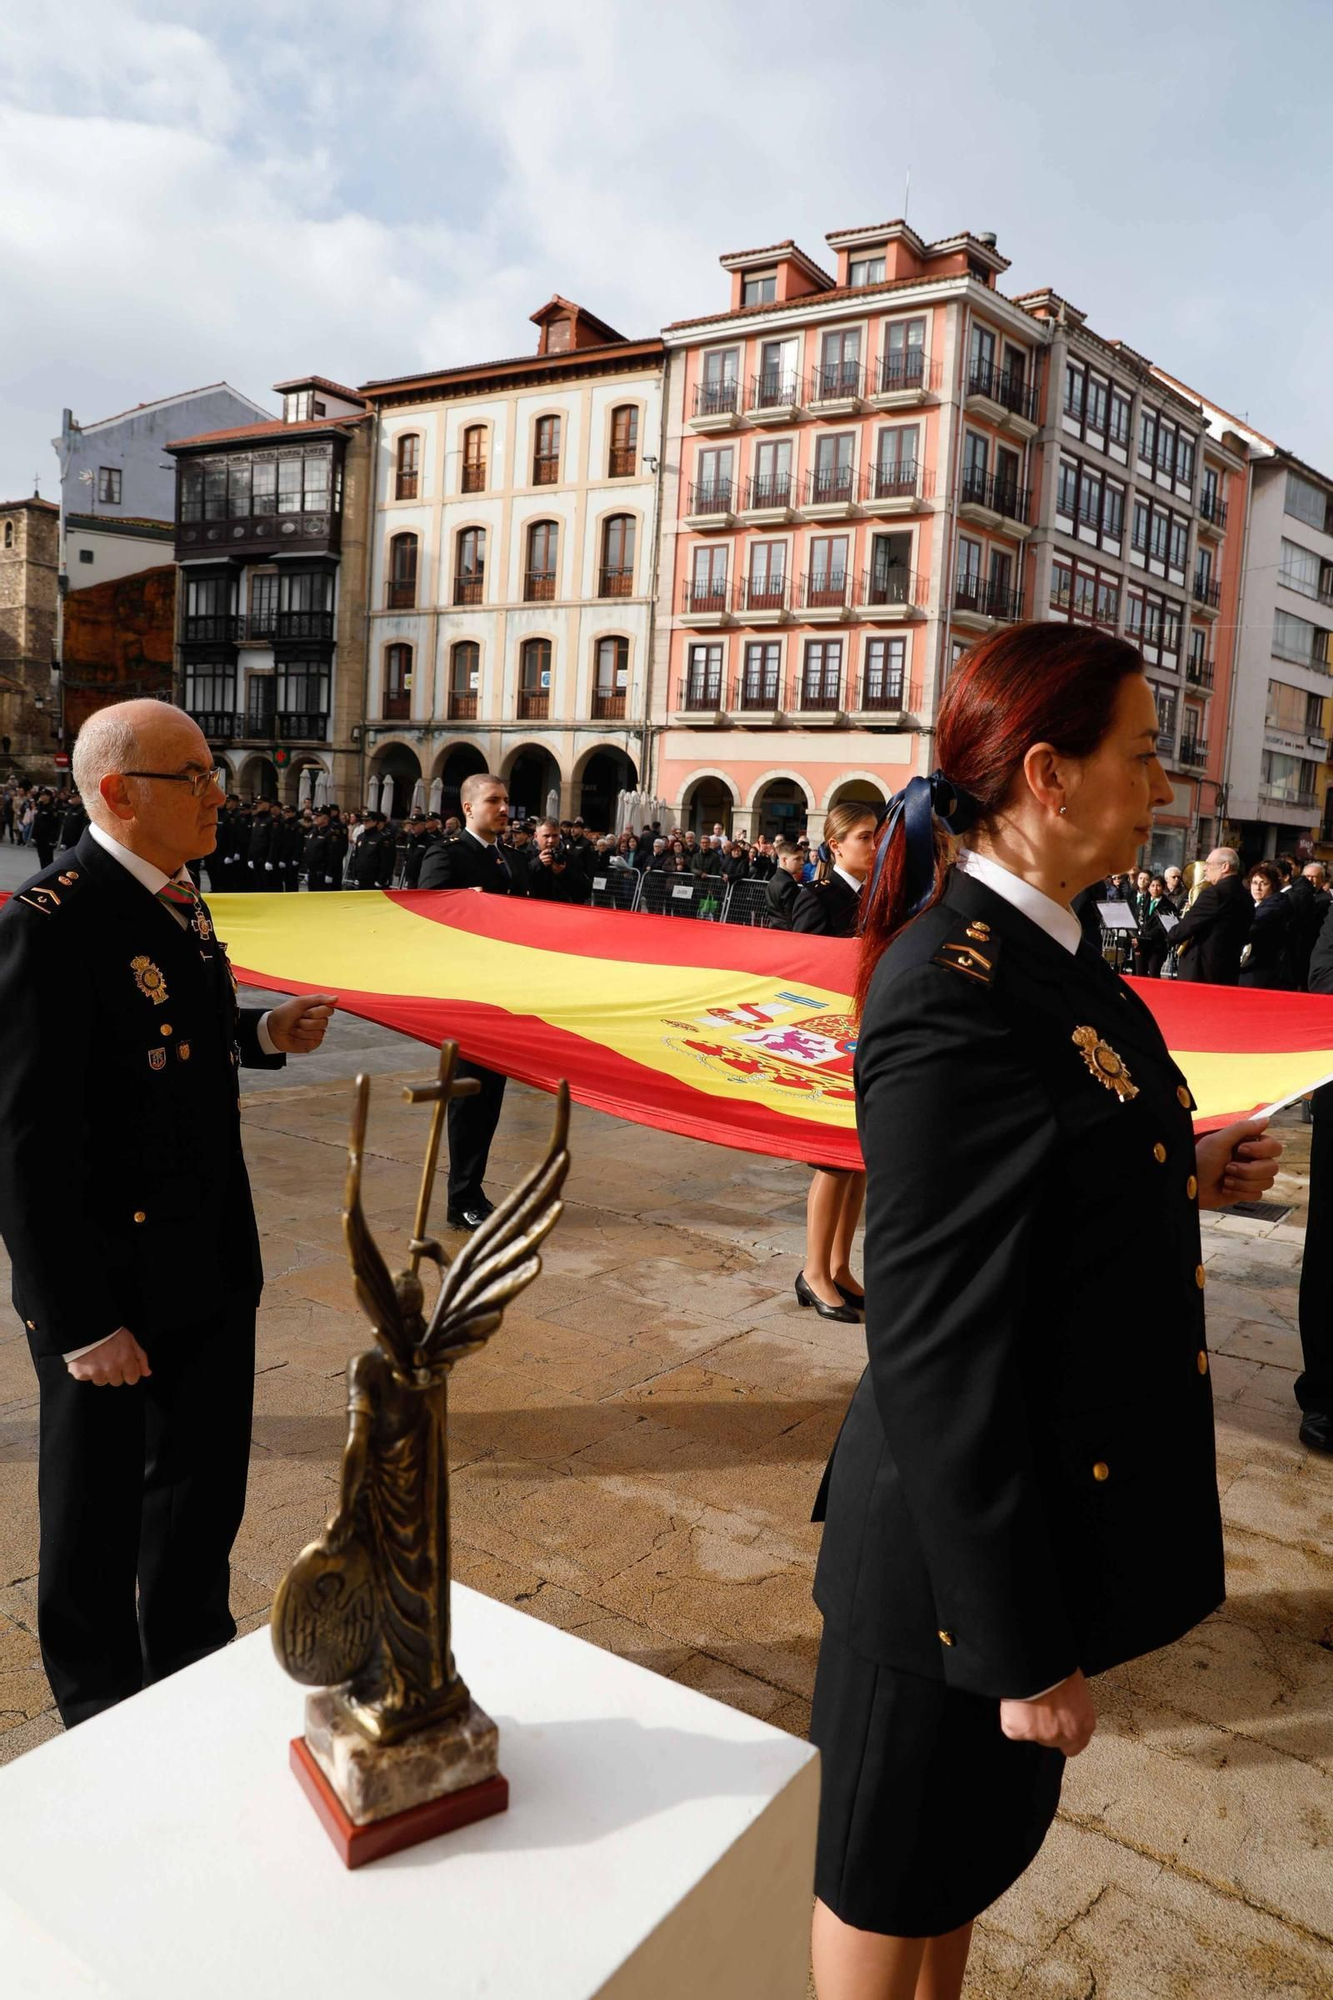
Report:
653,223,1043,840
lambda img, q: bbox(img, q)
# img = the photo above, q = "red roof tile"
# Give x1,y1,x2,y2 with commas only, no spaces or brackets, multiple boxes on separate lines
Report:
166,412,370,450
271,374,366,405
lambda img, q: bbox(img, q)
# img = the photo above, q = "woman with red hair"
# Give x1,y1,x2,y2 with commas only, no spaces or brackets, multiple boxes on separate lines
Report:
809,624,1283,2000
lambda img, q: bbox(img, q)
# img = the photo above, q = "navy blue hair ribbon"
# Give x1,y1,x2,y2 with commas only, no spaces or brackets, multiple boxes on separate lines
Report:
863,770,980,924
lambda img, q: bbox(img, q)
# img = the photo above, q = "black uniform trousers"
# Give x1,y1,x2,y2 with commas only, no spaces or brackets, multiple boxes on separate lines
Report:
34,1296,255,1727
447,1062,507,1212
1297,1082,1333,1420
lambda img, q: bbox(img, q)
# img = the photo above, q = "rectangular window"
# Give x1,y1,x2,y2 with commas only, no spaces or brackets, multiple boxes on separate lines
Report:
249,572,278,636
183,663,235,715
1103,482,1125,541
1267,679,1310,732
686,642,724,706
203,461,228,521
227,461,251,517
179,463,203,522
277,458,303,514
1077,468,1103,532
1177,436,1195,489
741,640,782,706
1286,470,1329,532
957,535,983,587
1096,577,1119,625
1149,510,1169,562
742,272,776,305
1126,592,1145,637
97,467,122,504
1057,460,1078,517
1051,560,1073,611
808,535,849,596
1073,568,1096,620
276,660,330,719
801,638,843,708
1169,520,1189,571
862,636,906,707
1132,499,1150,553
1261,749,1319,802
1109,390,1133,448
251,458,277,513
881,316,926,390
1280,538,1323,598
1086,376,1108,433
849,255,886,287
1154,682,1177,736
1274,608,1331,669
1138,407,1156,464
1063,363,1085,420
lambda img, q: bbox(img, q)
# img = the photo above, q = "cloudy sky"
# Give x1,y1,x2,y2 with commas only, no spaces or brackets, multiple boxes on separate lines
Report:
1,0,1327,501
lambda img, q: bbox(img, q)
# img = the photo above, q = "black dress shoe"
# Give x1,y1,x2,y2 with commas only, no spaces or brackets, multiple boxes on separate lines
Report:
446,1202,494,1231
1298,1412,1333,1454
834,1280,865,1312
794,1272,862,1323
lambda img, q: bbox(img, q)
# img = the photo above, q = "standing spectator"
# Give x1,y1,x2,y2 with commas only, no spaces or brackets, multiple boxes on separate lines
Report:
526,819,576,903
58,791,88,852
1170,848,1251,984
31,789,61,869
792,803,878,1326
1285,861,1329,988
1163,864,1184,902
764,839,805,929
1137,876,1178,979
1239,863,1295,989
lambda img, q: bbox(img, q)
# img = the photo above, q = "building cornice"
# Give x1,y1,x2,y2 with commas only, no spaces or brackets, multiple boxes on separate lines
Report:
663,274,1049,348
359,341,665,406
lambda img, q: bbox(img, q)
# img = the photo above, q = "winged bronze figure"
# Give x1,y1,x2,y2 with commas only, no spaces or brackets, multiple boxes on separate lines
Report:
273,1045,570,1746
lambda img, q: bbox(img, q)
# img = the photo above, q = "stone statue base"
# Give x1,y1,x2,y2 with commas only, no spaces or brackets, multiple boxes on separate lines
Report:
293,1691,508,1868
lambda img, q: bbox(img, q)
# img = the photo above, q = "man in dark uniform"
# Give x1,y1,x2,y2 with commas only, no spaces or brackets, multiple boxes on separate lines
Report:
276,803,303,890
58,791,88,852
244,798,276,888
418,771,513,1228
326,806,348,888
32,789,61,869
0,699,336,1727
303,808,335,890
1170,847,1250,983
1296,904,1333,1453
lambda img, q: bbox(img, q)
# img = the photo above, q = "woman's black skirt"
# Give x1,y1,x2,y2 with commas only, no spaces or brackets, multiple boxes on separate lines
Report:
810,1623,1066,1937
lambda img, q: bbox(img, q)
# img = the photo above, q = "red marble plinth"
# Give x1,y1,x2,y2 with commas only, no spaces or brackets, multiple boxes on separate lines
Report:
290,1736,509,1868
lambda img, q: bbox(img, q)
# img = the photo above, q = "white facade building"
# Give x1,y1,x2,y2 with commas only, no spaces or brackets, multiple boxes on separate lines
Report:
358,299,665,825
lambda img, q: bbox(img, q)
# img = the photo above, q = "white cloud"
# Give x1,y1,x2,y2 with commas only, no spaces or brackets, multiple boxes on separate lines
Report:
1,0,1331,497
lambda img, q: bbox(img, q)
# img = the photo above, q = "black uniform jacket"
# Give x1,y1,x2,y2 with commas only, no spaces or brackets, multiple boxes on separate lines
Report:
418,830,513,894
813,868,1224,1700
763,870,801,930
0,831,284,1361
1171,872,1250,985
792,872,861,939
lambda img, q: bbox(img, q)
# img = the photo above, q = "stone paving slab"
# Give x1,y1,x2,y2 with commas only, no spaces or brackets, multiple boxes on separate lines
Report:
0,997,1330,1995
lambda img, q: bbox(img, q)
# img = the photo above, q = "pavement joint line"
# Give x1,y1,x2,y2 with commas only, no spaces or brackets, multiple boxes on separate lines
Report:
1054,1808,1333,1948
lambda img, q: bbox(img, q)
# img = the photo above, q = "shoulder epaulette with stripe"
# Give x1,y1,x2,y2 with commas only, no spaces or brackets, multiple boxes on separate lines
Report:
13,865,88,919
931,932,1000,986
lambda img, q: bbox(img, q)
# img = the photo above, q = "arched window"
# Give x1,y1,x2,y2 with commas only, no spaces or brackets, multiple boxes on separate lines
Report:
525,521,559,600
609,406,638,477
599,515,635,597
2,521,12,549
449,640,479,720
395,433,420,500
533,416,561,485
462,426,487,493
383,643,412,720
454,526,485,605
388,531,418,608
519,638,552,718
593,636,628,718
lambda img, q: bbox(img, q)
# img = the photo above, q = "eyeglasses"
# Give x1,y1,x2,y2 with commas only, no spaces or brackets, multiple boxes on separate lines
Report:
124,768,224,800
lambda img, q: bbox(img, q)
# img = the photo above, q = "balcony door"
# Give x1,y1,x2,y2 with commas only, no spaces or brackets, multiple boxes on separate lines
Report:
813,433,854,501
995,445,1021,514
962,431,989,500
863,636,906,709
876,424,919,493
818,328,860,397
809,534,848,603
248,571,278,638
882,316,925,389
748,540,787,611
801,638,842,709
742,641,781,708
969,324,996,389
758,339,798,402
686,642,723,708
690,543,728,609
245,673,275,737
752,438,792,506
988,548,1013,612
869,531,912,604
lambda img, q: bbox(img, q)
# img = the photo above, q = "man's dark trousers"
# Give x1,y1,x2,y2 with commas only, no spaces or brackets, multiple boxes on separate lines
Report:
1297,1084,1333,1422
447,1064,507,1214
34,1298,255,1727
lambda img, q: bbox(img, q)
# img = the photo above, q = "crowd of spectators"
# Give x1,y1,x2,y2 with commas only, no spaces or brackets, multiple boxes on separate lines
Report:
1084,853,1331,989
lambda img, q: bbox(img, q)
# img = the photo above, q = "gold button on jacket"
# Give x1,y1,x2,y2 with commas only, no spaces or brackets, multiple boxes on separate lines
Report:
1177,1085,1192,1109
937,1629,956,1647
1195,1264,1206,1289
1152,1142,1167,1164
1092,1461,1110,1482
1186,1174,1198,1199
1197,1351,1209,1375
132,1210,147,1224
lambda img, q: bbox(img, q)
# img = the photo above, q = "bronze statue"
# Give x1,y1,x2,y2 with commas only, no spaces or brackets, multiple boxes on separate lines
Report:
273,1044,570,1749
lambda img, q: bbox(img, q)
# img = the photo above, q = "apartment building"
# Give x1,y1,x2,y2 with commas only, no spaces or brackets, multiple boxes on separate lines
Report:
1147,377,1333,865
654,222,1046,839
167,375,372,803
356,299,664,824
0,496,59,774
1020,297,1249,871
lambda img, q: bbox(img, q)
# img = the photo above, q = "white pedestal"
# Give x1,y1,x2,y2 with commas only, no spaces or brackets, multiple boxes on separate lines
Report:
0,1584,819,2000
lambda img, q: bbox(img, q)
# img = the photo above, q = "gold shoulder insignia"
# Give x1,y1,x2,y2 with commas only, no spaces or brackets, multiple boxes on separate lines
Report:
931,937,999,985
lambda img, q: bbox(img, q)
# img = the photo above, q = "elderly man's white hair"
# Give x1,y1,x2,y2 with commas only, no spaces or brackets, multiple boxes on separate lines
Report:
1208,846,1241,873
72,698,188,829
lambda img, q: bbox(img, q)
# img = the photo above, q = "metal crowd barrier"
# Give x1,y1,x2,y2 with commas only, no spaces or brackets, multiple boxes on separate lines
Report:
588,866,641,912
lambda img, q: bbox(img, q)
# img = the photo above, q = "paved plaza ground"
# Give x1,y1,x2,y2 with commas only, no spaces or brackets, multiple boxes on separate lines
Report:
0,865,1331,1991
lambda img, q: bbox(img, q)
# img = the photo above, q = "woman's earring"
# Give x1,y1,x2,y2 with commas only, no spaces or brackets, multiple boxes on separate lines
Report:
1059,806,1068,817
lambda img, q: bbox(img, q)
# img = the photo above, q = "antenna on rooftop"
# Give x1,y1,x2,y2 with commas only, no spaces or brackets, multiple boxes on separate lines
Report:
903,167,911,221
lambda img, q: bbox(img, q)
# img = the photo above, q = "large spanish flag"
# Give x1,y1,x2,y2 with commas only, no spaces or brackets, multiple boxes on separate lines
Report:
210,890,1333,1170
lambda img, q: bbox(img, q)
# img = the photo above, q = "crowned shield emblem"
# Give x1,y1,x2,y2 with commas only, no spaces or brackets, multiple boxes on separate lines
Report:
1072,1025,1138,1102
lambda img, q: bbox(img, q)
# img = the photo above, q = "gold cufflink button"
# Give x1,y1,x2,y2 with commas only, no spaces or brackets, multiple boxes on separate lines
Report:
1092,1461,1110,1482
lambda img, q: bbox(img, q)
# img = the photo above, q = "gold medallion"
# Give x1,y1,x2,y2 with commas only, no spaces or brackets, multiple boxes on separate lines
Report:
131,955,169,1005
1072,1025,1138,1102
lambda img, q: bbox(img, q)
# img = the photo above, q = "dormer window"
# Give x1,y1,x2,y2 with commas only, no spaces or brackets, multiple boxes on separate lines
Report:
284,391,314,423
742,272,776,306
849,255,886,288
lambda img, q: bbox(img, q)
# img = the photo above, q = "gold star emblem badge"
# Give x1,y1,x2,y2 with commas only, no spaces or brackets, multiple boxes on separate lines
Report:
1072,1025,1138,1102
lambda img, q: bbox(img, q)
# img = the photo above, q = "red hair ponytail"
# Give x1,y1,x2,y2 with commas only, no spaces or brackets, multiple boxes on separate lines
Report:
853,623,1143,1014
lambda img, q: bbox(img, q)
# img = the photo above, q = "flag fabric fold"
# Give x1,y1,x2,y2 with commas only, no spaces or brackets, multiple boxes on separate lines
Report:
203,890,1333,1166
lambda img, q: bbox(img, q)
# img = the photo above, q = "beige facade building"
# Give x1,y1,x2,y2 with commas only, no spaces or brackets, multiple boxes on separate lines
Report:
0,497,60,777
357,299,664,823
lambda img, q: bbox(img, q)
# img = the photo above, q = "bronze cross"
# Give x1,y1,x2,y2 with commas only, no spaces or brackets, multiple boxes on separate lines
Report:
402,1045,480,1273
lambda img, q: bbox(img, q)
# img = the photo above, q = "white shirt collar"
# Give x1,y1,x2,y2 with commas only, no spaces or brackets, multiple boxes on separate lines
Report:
832,864,864,895
89,820,191,897
955,847,1081,956
464,825,497,849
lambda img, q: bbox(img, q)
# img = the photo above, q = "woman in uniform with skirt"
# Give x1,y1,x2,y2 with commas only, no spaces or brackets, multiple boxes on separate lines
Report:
809,623,1283,2000
792,802,879,1324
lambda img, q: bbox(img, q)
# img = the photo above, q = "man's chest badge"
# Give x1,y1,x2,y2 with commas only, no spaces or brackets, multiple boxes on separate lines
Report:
1072,1025,1138,1102
131,956,169,1005
192,905,213,942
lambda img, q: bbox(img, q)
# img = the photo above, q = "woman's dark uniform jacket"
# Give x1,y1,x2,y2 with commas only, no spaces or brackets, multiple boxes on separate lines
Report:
791,871,861,939
813,867,1224,1701
0,829,283,1360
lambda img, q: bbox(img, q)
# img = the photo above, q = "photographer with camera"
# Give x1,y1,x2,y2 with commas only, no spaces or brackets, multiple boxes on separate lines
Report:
525,817,579,904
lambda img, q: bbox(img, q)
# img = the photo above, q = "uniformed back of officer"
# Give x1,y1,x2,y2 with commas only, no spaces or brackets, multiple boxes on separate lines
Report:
806,625,1283,2000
